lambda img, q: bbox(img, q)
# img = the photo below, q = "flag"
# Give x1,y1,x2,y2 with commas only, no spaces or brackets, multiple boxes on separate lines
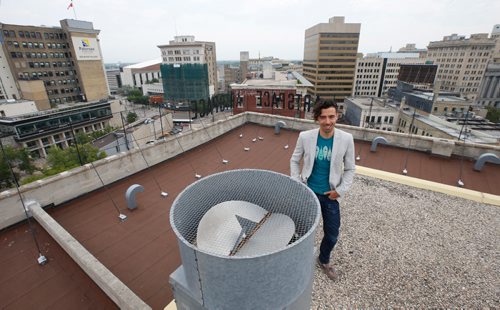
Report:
67,2,73,10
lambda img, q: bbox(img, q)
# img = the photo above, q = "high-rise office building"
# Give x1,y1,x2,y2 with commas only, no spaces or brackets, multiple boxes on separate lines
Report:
302,16,360,103
427,28,500,100
0,19,109,110
158,36,217,102
353,53,427,97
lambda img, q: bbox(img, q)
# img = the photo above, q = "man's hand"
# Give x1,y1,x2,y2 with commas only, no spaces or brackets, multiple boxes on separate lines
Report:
324,190,339,200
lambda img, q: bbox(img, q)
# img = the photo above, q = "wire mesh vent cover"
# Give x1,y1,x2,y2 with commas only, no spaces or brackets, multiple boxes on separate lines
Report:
170,169,320,258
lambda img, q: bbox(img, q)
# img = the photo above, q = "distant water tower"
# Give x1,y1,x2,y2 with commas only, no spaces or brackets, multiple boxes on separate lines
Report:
240,51,249,82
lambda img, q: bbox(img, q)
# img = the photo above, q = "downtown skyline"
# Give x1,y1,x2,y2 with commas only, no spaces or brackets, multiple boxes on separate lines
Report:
1,0,499,63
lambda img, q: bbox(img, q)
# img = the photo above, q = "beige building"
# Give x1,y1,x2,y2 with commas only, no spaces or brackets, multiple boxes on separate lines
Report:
303,16,361,103
398,43,428,58
158,35,218,98
0,19,109,110
427,29,500,100
353,53,426,97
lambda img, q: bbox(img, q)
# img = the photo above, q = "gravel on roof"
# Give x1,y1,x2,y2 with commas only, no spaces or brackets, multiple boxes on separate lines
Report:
312,174,500,309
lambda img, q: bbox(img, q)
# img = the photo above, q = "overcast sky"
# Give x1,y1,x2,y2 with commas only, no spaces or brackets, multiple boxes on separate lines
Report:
1,0,499,63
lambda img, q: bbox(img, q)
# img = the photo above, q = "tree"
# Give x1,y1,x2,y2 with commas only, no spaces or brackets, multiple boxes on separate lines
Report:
486,106,500,123
0,145,36,189
88,125,116,140
127,111,138,124
46,144,106,172
75,132,92,144
0,152,14,189
46,146,79,171
145,78,159,84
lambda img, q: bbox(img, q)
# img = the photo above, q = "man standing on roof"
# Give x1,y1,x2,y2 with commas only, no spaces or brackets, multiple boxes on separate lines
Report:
290,100,355,280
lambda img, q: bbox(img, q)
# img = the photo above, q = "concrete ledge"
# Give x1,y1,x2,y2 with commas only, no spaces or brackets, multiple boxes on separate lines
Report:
356,166,500,206
27,201,151,310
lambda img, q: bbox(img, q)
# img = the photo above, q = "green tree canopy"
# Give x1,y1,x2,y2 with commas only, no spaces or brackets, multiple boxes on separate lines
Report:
486,106,500,123
46,144,106,172
126,111,138,124
0,145,36,189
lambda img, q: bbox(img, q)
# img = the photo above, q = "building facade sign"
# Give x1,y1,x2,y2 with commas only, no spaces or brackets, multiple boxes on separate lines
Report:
71,37,101,60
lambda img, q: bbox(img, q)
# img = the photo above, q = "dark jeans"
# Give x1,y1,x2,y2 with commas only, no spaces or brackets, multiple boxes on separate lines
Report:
316,194,341,265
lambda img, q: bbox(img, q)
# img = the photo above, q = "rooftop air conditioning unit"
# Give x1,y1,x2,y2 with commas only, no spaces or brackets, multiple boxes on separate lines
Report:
169,169,320,310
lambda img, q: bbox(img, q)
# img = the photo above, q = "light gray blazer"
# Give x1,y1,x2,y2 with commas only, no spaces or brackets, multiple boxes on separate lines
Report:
290,127,355,199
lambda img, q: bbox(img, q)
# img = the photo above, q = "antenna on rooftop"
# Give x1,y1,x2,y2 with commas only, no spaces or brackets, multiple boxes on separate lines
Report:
160,107,203,179
402,109,417,175
205,93,252,152
456,106,472,187
196,99,232,168
68,121,127,221
126,118,169,197
0,139,47,265
283,97,302,150
356,97,374,161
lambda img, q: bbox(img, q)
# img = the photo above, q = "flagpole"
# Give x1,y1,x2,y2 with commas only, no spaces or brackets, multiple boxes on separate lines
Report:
68,1,77,19
72,1,77,20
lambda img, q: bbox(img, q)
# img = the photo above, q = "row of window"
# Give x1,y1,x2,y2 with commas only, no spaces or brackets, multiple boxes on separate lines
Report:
319,46,358,50
6,40,69,49
28,62,74,70
3,30,67,40
163,56,201,62
319,53,357,57
319,40,359,45
162,49,201,56
357,68,379,73
429,51,491,58
356,80,378,85
49,96,80,105
365,115,395,124
44,79,78,86
47,87,81,96
320,33,359,38
355,91,377,96
11,51,73,60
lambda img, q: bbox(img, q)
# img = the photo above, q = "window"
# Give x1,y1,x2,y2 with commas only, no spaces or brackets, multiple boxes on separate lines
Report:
237,94,243,108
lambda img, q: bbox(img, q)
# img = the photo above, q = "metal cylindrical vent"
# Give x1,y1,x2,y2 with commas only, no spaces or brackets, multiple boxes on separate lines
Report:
170,169,320,310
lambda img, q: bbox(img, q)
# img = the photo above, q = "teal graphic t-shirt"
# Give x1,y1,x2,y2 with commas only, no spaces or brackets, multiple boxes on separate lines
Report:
307,133,334,195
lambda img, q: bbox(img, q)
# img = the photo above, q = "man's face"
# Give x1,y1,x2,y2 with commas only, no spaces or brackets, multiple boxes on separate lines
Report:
317,107,338,136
